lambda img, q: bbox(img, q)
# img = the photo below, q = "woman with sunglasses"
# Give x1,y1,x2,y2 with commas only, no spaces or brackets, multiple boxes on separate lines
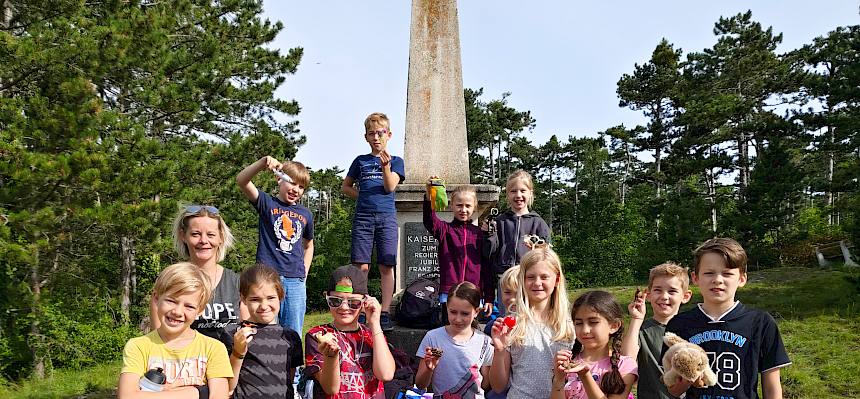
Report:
150,205,249,348
304,265,395,398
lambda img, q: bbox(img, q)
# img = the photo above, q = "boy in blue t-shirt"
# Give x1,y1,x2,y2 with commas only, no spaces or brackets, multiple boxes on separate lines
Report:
341,112,405,331
237,156,314,334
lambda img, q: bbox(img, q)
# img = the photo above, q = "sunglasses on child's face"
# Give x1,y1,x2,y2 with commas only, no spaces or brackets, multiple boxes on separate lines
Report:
185,205,219,215
325,295,365,310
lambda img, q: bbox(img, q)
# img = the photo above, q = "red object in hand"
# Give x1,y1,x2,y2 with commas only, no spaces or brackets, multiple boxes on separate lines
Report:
502,316,516,329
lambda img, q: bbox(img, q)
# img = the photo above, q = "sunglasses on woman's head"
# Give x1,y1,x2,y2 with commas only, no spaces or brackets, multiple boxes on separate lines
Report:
325,295,365,310
185,205,219,215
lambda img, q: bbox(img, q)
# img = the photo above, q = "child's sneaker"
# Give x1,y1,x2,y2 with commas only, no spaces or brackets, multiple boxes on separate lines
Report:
380,311,394,331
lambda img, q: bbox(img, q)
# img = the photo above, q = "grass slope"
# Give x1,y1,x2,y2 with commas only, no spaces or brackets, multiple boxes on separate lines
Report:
2,267,857,398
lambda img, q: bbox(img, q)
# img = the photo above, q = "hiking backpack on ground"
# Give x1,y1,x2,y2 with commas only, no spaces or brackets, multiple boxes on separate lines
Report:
395,272,442,329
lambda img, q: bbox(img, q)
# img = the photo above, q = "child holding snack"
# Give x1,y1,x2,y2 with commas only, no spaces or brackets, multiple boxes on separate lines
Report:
424,177,494,323
415,282,494,398
620,262,692,399
489,243,574,399
237,157,314,335
342,112,406,331
304,265,395,398
551,290,638,399
483,265,520,337
118,262,232,399
484,170,551,317
227,264,303,399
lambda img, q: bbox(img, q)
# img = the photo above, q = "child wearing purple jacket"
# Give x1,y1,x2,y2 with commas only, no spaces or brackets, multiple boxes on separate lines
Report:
423,178,495,325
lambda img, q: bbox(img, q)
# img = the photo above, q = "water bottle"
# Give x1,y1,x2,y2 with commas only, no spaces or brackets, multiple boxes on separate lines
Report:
139,367,166,392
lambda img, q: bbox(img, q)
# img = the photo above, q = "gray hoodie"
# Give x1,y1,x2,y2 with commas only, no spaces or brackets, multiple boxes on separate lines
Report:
484,210,551,274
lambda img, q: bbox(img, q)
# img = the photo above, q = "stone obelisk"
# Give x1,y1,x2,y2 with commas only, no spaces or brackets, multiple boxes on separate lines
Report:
402,0,470,183
394,0,499,293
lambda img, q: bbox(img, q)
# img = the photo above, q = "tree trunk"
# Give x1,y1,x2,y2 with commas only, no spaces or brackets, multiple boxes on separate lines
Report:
738,132,749,199
621,141,630,206
29,250,45,379
548,167,554,232
655,104,664,200
120,235,136,324
826,126,834,225
707,167,717,234
655,146,662,199
488,143,496,184
1,0,12,30
573,164,580,219
497,139,503,182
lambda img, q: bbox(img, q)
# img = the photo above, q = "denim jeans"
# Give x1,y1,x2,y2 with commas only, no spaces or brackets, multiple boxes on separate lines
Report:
278,276,306,334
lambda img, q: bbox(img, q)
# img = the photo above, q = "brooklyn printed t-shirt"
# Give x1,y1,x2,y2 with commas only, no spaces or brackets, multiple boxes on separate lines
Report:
253,189,314,278
305,324,385,399
121,330,232,386
665,302,791,399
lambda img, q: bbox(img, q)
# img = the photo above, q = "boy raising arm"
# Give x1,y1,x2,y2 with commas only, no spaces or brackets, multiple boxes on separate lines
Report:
236,156,314,334
621,263,692,399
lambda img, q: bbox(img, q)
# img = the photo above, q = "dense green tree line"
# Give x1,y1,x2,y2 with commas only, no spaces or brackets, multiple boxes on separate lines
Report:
466,12,859,287
0,3,857,384
0,0,309,380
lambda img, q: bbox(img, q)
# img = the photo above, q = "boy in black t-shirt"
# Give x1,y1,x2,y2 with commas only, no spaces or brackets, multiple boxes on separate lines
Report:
621,262,692,399
666,238,790,399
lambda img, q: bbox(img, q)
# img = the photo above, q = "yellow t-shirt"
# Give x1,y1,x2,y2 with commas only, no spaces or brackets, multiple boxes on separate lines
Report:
121,330,232,386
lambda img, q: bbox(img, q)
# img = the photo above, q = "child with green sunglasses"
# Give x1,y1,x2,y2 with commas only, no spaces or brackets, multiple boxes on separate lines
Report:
304,265,395,398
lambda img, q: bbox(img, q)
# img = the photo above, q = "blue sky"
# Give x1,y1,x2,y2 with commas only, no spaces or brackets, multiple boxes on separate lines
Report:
262,1,857,173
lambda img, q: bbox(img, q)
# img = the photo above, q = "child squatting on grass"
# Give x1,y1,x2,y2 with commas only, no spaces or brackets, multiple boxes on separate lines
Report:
415,281,494,398
551,290,638,399
119,262,232,399
227,264,303,399
303,265,395,398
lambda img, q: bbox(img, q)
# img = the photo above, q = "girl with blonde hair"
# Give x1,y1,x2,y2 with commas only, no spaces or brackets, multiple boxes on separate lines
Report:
489,240,574,399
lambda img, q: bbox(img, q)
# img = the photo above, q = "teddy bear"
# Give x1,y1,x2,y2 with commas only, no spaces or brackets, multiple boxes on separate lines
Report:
661,332,718,389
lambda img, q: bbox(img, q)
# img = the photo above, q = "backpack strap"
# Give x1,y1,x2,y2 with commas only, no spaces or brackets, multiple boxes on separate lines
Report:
477,332,491,366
